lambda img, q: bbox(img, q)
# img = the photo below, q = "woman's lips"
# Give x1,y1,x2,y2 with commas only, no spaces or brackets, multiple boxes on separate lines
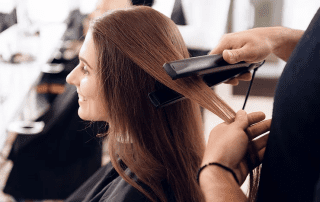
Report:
77,92,85,102
78,96,85,102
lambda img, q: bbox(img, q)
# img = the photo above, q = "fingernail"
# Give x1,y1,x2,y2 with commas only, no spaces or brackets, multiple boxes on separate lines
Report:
226,50,234,62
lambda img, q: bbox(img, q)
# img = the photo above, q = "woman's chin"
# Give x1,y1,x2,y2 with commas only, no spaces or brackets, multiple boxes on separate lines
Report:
78,108,107,121
78,108,91,121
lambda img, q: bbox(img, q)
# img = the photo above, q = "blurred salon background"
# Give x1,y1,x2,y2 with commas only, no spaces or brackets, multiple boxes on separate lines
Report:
0,0,320,201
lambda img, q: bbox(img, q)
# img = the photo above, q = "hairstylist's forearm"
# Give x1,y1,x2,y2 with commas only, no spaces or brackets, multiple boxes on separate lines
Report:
200,166,247,202
270,27,304,62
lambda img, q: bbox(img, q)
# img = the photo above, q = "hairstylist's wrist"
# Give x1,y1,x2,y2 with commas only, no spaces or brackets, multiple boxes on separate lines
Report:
199,164,238,187
269,26,304,62
199,165,248,202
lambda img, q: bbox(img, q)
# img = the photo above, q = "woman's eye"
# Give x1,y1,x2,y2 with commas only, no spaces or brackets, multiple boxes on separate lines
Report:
82,65,89,74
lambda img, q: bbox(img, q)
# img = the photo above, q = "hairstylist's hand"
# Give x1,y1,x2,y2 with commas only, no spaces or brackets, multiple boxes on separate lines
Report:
209,28,273,86
201,110,271,185
210,27,304,85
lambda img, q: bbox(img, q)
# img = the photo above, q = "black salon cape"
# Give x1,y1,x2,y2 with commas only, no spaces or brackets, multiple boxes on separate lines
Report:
65,161,176,202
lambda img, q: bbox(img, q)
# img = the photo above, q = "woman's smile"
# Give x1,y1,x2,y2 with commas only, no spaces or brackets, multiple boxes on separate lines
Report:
77,91,86,102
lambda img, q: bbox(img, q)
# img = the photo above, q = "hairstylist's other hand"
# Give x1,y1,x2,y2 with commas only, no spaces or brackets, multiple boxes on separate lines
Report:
201,110,271,185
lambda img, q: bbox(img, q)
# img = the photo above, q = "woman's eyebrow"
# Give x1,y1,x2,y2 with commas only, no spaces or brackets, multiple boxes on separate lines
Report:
79,56,93,69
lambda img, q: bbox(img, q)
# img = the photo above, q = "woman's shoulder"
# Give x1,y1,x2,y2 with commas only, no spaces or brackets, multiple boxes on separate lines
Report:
66,161,175,202
65,161,151,202
64,161,117,201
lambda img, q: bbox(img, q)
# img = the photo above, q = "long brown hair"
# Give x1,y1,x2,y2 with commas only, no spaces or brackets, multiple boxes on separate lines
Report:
91,6,257,202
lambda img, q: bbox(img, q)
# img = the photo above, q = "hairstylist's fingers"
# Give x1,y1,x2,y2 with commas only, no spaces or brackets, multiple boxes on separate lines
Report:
247,111,266,126
209,33,243,55
246,119,271,140
236,72,252,81
247,147,266,170
221,43,270,64
223,72,252,86
209,46,247,64
222,49,245,64
251,133,269,151
250,147,266,170
209,40,231,55
234,110,249,129
224,78,239,86
258,147,266,162
247,133,269,169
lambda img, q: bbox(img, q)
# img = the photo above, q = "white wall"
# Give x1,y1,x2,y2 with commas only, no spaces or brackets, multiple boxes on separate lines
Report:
0,0,15,13
283,0,320,30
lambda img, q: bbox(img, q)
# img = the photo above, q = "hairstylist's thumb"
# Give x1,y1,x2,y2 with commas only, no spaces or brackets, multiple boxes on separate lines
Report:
234,110,249,129
222,49,245,64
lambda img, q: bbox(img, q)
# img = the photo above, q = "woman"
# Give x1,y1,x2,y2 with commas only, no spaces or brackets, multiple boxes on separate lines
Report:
66,6,269,202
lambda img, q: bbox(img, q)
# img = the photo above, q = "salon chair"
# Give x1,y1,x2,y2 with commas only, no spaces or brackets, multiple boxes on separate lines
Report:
3,41,106,199
3,8,106,200
3,82,106,200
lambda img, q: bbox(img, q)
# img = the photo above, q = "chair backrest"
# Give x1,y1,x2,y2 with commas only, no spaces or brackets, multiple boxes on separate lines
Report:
5,83,106,199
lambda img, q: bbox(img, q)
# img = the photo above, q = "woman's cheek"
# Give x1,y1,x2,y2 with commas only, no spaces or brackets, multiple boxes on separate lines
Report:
80,77,95,98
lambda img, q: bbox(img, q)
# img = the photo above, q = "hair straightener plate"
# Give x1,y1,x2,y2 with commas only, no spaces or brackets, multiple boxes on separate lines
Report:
148,54,265,108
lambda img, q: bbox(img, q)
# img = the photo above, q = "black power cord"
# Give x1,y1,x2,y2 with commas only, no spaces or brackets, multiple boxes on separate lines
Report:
242,61,265,110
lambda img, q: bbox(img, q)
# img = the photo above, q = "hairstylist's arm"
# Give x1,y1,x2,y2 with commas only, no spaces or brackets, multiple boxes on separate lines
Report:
200,110,271,202
210,27,304,85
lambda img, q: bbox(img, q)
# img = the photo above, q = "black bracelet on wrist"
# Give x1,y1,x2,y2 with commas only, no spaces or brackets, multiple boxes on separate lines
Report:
196,162,239,185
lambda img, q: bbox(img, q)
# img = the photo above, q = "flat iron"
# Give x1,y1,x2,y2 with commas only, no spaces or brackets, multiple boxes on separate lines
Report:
148,54,265,108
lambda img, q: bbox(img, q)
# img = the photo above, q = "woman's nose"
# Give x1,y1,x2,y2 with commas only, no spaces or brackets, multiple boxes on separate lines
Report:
66,66,79,86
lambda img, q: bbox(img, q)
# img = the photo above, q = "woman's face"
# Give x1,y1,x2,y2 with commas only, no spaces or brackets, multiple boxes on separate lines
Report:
66,31,108,121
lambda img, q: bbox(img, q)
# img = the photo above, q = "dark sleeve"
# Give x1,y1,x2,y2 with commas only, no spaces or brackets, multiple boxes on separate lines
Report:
257,8,320,202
